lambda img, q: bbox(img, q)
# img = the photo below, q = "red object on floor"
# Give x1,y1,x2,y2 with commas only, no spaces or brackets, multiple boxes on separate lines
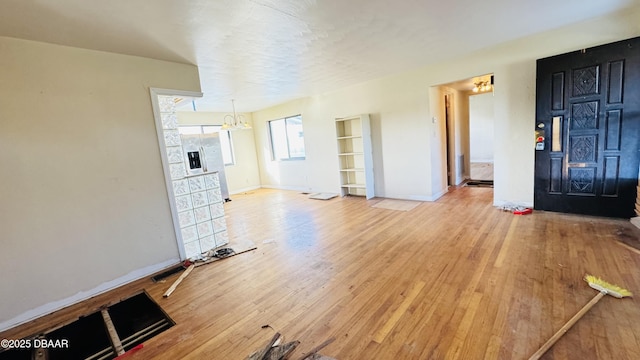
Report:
513,208,533,215
114,344,144,359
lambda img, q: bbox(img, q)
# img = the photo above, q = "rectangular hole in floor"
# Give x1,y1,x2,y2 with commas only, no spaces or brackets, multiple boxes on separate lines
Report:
0,291,174,360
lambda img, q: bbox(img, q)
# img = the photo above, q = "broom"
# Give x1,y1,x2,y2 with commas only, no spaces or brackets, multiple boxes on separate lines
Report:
528,274,632,360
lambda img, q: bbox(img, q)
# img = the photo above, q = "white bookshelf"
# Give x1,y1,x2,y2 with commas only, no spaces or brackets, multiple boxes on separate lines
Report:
336,114,374,198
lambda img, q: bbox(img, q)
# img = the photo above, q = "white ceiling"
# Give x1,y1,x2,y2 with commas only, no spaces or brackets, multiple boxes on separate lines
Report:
1,0,637,112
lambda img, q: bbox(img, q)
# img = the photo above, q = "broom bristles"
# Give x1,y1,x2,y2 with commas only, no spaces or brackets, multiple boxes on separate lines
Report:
584,274,632,298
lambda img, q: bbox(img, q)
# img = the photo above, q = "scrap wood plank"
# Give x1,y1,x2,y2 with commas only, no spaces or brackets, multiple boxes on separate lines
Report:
296,337,335,360
247,342,301,360
247,333,300,360
163,264,195,297
263,341,300,360
247,332,281,360
302,355,336,360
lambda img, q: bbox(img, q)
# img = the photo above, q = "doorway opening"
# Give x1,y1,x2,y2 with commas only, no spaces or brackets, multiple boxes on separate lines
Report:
436,73,495,189
468,86,495,186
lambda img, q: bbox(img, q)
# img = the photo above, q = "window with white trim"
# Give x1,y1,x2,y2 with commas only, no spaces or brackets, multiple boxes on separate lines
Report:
268,115,306,160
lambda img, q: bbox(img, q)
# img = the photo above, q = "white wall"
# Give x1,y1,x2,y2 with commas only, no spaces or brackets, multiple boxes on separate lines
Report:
251,8,640,206
176,111,261,194
469,93,495,163
252,80,435,200
0,37,201,330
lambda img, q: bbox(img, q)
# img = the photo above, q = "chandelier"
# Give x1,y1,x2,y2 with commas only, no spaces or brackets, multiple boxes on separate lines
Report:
221,99,252,130
472,81,492,93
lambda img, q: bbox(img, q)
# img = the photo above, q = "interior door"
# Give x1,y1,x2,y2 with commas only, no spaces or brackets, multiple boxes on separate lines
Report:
534,37,640,218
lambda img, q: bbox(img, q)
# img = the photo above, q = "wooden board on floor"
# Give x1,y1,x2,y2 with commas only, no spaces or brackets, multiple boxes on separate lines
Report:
195,238,257,267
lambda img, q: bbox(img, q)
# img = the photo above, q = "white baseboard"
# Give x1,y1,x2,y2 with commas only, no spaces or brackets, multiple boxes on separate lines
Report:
0,258,180,332
260,184,308,192
428,188,449,201
229,185,262,195
379,188,448,202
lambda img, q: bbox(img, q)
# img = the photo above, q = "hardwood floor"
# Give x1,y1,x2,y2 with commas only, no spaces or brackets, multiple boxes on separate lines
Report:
3,187,640,359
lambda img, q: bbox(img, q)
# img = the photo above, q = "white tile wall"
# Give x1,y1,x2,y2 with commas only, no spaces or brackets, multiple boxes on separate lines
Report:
161,113,178,129
212,217,227,233
181,225,198,243
209,203,225,219
191,191,208,208
188,177,206,192
172,179,189,196
178,210,196,227
204,173,220,189
160,96,229,259
215,230,229,247
197,221,213,237
169,163,187,180
163,130,181,147
175,195,193,212
194,206,211,223
166,146,184,164
207,189,222,204
184,241,202,259
200,235,216,251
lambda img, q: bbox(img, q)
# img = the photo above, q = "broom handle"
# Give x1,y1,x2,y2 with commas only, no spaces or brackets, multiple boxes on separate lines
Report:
528,291,605,360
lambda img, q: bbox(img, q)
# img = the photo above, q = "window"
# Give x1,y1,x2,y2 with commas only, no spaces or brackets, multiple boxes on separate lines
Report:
179,125,235,165
269,115,306,160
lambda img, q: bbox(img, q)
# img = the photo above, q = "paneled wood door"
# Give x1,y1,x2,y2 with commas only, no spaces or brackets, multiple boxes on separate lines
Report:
534,37,640,218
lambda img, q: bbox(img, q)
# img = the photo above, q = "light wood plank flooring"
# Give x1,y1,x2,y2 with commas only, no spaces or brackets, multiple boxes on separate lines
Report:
3,187,640,359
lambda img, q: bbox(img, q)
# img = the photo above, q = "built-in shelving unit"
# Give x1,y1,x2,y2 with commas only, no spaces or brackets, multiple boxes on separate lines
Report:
336,114,374,198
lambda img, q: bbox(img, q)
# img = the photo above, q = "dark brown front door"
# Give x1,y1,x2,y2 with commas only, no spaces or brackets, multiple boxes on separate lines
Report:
534,37,640,218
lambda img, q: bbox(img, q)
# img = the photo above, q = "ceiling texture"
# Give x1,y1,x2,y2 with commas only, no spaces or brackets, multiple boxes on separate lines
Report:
1,0,637,112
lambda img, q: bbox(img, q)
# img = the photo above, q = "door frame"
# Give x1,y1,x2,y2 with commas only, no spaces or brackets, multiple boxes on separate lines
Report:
445,93,454,186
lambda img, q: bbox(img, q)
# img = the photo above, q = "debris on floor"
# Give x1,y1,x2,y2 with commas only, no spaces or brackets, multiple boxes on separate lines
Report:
162,248,233,297
163,262,195,297
247,333,299,360
498,203,533,215
308,193,338,200
513,208,533,215
151,263,189,283
159,241,258,298
296,337,336,360
246,332,337,360
193,240,258,268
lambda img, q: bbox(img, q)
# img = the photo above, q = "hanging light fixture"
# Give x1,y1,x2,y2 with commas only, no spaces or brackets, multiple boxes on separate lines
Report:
222,99,252,130
472,81,492,93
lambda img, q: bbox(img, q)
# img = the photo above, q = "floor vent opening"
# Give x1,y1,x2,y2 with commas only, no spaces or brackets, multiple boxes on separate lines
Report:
0,291,173,360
